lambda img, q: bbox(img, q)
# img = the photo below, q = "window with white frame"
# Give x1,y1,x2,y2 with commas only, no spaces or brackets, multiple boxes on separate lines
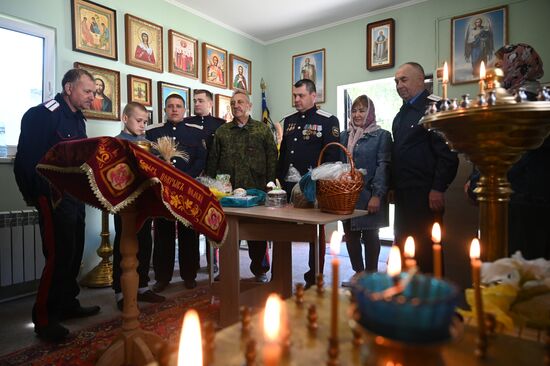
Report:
0,14,55,155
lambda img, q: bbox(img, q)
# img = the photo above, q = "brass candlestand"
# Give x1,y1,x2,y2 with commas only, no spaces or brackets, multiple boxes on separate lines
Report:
81,210,113,287
421,69,550,261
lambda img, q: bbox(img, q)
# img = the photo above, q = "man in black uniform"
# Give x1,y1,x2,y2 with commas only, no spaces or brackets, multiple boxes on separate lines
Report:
184,89,225,151
14,68,101,341
391,62,458,273
147,94,206,292
183,89,225,273
277,79,340,287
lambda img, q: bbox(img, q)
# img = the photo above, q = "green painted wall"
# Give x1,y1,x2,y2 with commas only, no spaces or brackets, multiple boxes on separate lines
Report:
0,0,266,273
1,0,547,276
260,0,548,290
264,0,549,121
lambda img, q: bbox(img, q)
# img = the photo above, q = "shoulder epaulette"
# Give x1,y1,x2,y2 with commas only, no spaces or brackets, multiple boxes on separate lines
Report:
148,122,167,130
280,111,296,122
427,94,442,102
185,123,204,130
42,99,60,112
316,109,333,118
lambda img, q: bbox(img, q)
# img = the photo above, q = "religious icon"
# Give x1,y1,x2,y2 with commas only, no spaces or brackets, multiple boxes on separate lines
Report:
71,0,117,60
125,14,163,73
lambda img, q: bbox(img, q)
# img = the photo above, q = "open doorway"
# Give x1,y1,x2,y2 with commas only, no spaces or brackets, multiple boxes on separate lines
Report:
337,77,401,243
336,74,433,242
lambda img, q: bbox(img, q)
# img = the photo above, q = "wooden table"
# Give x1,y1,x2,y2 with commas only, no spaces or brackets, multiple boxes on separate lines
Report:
211,206,366,327
210,289,546,366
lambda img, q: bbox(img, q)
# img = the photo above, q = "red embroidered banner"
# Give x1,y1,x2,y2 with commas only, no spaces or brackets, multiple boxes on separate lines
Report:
36,136,227,244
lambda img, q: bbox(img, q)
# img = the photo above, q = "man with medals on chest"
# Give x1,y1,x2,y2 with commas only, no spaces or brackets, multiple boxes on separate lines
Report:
277,78,341,288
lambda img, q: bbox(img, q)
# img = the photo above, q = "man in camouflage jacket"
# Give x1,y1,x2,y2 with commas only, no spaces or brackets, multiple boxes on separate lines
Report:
207,91,277,281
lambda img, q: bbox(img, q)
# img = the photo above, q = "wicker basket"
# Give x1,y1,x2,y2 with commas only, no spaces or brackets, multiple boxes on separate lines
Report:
316,142,363,214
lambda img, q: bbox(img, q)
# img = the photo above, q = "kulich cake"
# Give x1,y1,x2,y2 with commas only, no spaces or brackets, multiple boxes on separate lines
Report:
232,188,247,197
266,189,287,208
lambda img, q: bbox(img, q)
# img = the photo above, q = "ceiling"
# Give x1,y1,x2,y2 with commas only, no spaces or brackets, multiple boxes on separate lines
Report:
167,0,425,44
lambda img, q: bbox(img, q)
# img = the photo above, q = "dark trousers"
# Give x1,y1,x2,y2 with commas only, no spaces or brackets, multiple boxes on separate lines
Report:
394,188,442,274
205,241,218,267
247,240,270,276
343,221,380,272
153,218,199,282
282,181,325,284
304,228,326,284
509,200,550,260
112,216,152,293
33,195,85,327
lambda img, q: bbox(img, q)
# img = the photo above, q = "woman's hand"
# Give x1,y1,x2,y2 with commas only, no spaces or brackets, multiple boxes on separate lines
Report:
367,196,381,214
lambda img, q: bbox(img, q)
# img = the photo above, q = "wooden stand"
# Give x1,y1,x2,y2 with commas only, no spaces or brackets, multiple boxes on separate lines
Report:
96,204,165,365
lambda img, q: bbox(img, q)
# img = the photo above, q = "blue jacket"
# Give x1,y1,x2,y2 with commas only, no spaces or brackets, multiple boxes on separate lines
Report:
14,93,87,204
340,128,392,230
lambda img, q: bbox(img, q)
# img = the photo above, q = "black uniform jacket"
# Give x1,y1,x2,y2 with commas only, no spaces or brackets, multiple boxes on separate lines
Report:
146,121,206,178
277,106,340,182
391,90,458,192
14,93,87,204
182,114,225,151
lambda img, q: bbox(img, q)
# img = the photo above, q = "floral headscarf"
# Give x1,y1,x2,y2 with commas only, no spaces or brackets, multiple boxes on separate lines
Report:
347,95,379,154
496,43,544,93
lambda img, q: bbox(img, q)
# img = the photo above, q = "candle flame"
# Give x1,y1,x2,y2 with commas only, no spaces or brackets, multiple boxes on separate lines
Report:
480,61,486,80
329,230,343,256
387,245,402,277
178,309,202,366
431,222,441,243
404,236,415,258
264,294,281,341
443,62,449,83
469,238,481,259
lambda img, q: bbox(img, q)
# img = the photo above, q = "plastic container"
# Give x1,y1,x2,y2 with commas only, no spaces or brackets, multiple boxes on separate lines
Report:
351,272,459,344
265,190,287,208
216,174,232,194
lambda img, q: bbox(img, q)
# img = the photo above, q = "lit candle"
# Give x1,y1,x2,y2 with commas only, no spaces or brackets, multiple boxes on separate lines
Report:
178,309,202,366
442,62,449,99
387,245,402,277
431,223,442,278
403,236,416,270
479,61,486,94
469,239,487,349
263,294,282,366
329,230,343,341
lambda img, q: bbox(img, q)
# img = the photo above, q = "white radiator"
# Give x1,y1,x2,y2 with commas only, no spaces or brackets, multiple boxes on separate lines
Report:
0,210,44,291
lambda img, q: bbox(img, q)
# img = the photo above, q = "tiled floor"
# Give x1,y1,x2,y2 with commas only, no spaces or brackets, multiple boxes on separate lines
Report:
0,241,390,356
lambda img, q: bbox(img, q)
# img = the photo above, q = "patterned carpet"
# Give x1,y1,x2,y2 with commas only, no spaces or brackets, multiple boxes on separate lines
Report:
0,287,217,366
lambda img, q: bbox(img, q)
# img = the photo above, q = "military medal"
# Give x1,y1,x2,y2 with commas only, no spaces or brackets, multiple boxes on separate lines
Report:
316,132,322,137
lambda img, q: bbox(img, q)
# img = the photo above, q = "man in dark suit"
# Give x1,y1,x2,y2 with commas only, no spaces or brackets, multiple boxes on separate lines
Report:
391,62,459,273
277,79,340,287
